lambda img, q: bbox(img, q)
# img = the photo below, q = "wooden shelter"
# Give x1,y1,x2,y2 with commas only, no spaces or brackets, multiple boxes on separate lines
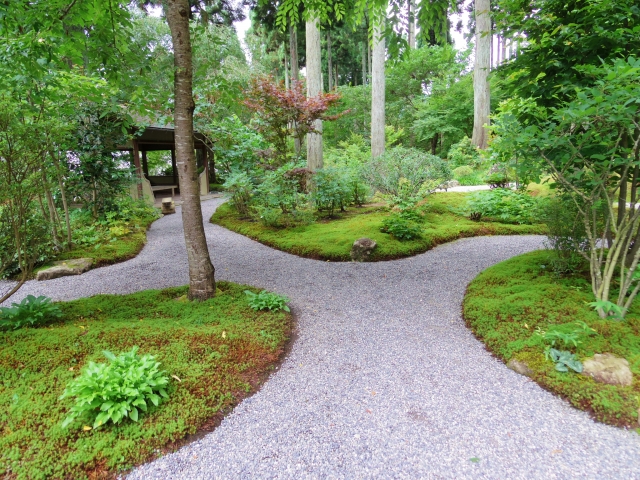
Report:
118,125,212,198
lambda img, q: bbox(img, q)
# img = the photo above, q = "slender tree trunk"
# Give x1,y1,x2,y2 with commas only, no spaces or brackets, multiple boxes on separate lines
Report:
371,15,386,158
289,20,301,156
361,41,367,85
166,0,216,301
327,32,333,91
408,0,416,49
284,42,289,90
306,16,323,170
472,0,491,149
501,35,507,64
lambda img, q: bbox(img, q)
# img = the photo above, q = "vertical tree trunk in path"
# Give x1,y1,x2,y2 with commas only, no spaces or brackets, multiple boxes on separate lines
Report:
472,0,491,149
371,15,386,158
306,16,323,170
408,0,416,49
166,0,216,301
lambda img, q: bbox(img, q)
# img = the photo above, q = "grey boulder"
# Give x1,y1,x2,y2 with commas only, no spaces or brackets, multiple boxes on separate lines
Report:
36,258,93,281
581,353,633,386
507,358,534,377
350,238,377,262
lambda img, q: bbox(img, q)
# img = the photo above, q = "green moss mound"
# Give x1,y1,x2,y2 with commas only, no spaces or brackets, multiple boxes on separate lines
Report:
464,250,640,427
211,193,547,261
0,282,292,479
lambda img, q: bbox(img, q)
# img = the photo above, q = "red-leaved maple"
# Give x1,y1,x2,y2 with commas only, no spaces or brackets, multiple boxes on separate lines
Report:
243,76,344,164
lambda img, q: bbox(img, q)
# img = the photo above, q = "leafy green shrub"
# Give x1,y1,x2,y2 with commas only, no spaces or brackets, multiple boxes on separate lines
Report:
448,137,483,168
60,347,170,429
457,173,484,186
225,171,254,216
380,216,422,241
312,168,352,217
484,164,510,188
254,206,283,227
0,295,62,330
463,188,540,224
244,290,290,312
453,165,473,178
397,208,424,223
254,167,304,214
539,195,589,275
364,147,452,197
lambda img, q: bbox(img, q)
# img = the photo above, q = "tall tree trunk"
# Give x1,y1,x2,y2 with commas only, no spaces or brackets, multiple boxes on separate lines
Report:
371,15,386,158
284,42,289,90
472,0,491,149
306,16,323,170
361,41,367,85
501,35,507,64
166,0,216,301
408,0,416,49
289,20,301,156
327,32,333,91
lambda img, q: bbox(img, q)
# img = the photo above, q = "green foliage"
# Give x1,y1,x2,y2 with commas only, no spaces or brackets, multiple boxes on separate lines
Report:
536,321,596,349
67,103,133,216
448,137,483,169
464,250,640,426
463,188,540,225
0,282,291,478
539,195,589,275
494,0,640,113
452,165,473,178
254,206,284,228
212,193,546,261
363,146,452,197
493,57,640,315
225,171,254,217
0,295,62,331
244,290,290,312
312,168,352,217
60,347,170,430
380,216,422,241
588,301,624,321
324,134,371,169
545,348,583,373
204,115,268,175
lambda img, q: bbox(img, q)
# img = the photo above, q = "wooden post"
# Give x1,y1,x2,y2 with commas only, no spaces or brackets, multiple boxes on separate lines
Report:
141,150,149,178
132,140,143,197
171,148,178,189
203,147,209,194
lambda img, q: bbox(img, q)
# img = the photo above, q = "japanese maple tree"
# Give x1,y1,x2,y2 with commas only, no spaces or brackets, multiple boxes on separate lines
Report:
243,76,343,165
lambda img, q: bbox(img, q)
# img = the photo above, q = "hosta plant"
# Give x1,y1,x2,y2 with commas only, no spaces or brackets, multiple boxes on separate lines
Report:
0,295,62,330
244,290,290,312
60,347,170,429
544,348,583,373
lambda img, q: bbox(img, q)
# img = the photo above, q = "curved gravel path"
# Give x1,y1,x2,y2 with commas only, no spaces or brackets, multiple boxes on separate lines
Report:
3,199,640,478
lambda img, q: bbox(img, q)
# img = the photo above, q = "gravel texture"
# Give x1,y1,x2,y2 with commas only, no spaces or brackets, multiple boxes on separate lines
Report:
3,199,640,478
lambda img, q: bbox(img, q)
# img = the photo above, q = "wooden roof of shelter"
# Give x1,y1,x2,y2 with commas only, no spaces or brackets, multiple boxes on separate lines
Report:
117,125,209,152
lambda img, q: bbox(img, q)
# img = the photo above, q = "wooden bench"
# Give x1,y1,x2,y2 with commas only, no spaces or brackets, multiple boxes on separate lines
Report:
151,185,178,199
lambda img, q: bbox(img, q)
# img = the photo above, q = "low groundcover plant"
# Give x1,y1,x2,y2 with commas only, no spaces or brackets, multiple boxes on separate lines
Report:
60,346,170,429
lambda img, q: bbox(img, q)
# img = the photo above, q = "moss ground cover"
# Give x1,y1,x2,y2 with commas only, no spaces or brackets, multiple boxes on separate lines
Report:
0,282,292,479
464,250,640,427
57,212,158,268
211,192,547,261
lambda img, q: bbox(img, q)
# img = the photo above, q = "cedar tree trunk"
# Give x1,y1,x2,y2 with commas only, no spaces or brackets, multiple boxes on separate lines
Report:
306,16,323,170
472,0,491,149
371,16,386,158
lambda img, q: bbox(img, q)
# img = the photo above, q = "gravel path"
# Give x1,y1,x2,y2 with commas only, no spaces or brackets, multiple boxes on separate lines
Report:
3,199,640,478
